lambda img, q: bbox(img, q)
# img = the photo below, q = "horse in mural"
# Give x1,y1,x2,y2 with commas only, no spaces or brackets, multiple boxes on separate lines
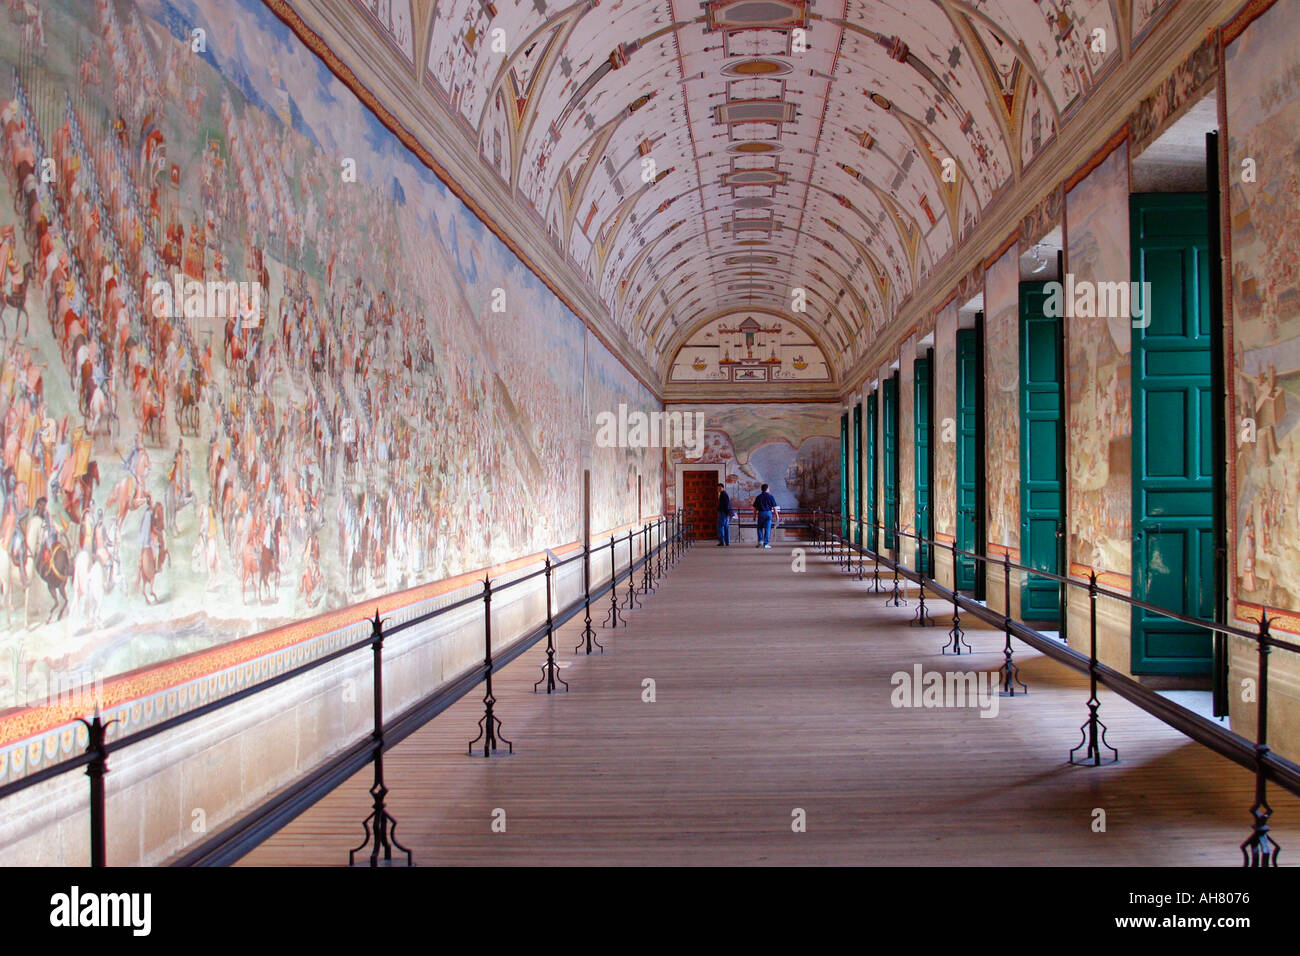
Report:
105,471,146,530
84,375,118,442
1,260,33,339
174,368,201,435
72,545,105,631
58,457,98,525
25,520,71,625
239,529,276,604
140,383,166,446
136,501,167,605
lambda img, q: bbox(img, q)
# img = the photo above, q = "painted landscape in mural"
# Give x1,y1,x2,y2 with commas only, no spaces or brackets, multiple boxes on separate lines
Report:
666,404,839,512
1065,141,1132,581
983,247,1020,555
0,0,657,712
1226,0,1300,620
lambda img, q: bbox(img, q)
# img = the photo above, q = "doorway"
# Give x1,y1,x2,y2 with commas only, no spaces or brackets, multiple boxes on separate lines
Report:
882,373,899,551
1019,280,1065,625
866,390,878,553
914,349,934,575
1130,192,1216,676
681,468,723,541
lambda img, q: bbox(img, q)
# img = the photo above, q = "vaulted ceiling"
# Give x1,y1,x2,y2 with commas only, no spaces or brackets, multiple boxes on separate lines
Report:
327,0,1139,379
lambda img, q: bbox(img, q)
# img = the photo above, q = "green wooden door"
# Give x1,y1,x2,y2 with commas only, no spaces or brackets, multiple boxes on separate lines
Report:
839,412,849,537
882,374,899,551
914,351,934,575
955,328,979,591
866,391,878,552
853,403,863,545
1131,193,1215,676
1020,281,1064,623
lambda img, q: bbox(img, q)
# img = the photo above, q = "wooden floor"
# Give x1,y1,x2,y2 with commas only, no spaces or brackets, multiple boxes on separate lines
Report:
242,540,1299,866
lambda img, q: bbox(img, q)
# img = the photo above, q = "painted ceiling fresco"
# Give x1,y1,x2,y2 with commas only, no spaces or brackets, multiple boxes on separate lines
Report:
344,0,1131,374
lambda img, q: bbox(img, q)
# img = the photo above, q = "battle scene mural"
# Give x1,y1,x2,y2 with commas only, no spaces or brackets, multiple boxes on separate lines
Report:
0,0,659,712
1065,140,1132,583
1225,0,1300,627
983,246,1020,557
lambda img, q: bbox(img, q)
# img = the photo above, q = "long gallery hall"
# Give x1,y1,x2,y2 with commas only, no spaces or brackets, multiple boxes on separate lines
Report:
1,0,1299,901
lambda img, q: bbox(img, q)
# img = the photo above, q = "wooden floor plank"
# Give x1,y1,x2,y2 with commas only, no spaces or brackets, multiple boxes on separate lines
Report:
241,542,1299,866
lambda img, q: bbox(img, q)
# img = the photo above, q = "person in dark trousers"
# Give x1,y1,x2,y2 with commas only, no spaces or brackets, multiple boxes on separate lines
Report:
753,484,777,548
716,483,731,546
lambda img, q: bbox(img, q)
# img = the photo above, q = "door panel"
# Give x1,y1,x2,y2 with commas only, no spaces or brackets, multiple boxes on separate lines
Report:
1019,281,1064,623
840,413,849,537
1131,192,1215,676
682,470,721,540
866,392,878,552
955,329,979,591
883,375,899,551
853,403,863,546
914,351,934,575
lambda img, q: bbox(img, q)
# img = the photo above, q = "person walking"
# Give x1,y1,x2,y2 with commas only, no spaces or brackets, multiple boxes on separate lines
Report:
716,482,731,546
753,484,777,548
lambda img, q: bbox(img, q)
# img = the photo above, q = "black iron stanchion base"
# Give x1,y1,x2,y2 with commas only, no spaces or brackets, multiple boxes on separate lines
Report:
576,606,605,653
1241,803,1280,867
870,569,884,593
885,576,907,607
942,614,971,654
348,779,414,867
533,658,569,693
908,584,934,626
602,599,626,628
622,585,642,611
998,654,1028,697
467,698,513,757
1068,704,1118,766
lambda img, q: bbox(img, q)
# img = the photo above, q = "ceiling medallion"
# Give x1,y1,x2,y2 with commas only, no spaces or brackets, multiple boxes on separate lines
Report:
729,141,781,154
723,58,792,77
704,0,809,32
723,168,787,187
734,197,774,209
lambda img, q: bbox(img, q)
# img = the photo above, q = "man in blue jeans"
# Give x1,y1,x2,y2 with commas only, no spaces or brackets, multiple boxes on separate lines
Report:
716,483,731,546
753,483,777,548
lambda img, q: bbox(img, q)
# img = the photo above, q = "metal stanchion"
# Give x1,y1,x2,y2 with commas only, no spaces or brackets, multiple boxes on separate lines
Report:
603,535,625,628
576,539,603,654
534,556,569,693
468,578,513,756
998,552,1026,696
1069,572,1116,765
1242,614,1278,866
349,611,414,865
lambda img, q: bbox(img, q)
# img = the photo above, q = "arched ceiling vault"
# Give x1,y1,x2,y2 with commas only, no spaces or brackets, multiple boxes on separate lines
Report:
318,0,1128,380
